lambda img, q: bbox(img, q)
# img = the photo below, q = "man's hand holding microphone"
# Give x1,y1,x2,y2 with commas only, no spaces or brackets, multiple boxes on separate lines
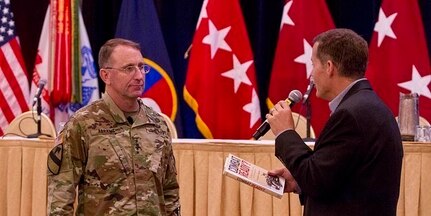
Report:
266,97,297,138
252,90,302,140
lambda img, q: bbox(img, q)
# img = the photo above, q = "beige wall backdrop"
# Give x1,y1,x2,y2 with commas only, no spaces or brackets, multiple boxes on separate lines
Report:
0,138,430,216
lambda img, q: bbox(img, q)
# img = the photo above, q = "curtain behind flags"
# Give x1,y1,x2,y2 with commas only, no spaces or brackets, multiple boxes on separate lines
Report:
115,0,179,125
184,0,261,139
267,0,335,136
30,2,99,131
0,1,29,136
366,0,431,122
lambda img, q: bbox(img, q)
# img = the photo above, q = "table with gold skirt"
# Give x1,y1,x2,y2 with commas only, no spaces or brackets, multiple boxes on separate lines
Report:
0,138,53,216
0,137,430,216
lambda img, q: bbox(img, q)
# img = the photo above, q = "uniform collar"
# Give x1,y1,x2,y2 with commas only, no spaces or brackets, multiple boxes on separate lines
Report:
102,93,129,123
102,93,159,126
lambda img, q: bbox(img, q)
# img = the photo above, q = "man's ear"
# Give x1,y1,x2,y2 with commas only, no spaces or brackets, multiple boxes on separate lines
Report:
99,69,110,85
326,60,336,77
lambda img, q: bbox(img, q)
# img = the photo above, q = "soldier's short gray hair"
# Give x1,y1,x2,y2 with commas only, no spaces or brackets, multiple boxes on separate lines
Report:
98,38,141,68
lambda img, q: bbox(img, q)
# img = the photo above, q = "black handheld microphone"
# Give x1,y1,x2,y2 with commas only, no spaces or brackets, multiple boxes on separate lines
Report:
252,90,303,140
302,80,314,104
32,79,47,107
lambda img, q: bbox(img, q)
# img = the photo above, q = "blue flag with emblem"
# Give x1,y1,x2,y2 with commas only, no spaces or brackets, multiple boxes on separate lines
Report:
115,0,180,133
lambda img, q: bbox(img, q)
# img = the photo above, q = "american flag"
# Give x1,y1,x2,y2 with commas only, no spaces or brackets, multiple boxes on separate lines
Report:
0,0,29,136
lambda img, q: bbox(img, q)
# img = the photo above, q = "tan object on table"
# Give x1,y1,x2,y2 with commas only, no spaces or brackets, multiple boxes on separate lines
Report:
419,116,431,126
159,112,178,138
4,111,57,139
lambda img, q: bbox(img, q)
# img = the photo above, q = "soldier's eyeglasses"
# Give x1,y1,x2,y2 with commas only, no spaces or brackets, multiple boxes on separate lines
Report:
104,64,150,75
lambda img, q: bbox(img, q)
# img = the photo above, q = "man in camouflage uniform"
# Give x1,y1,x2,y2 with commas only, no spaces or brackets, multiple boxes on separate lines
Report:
47,38,181,215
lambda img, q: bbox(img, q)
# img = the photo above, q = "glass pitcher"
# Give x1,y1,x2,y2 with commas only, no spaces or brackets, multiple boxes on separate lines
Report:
398,93,419,141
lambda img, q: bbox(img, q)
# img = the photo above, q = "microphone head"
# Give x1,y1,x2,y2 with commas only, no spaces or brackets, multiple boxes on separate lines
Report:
32,79,48,107
39,79,47,86
289,90,303,103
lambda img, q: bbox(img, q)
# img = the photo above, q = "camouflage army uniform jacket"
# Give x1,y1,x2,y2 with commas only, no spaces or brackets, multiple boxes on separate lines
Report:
47,93,181,215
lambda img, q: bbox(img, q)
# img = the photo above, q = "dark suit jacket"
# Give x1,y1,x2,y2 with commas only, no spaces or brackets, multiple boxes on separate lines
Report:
275,80,403,216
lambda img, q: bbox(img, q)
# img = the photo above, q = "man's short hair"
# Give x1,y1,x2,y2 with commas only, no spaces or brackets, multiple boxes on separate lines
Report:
313,28,368,79
98,38,141,68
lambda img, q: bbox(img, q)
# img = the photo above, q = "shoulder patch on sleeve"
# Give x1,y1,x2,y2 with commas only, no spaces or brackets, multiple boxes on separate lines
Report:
47,144,63,175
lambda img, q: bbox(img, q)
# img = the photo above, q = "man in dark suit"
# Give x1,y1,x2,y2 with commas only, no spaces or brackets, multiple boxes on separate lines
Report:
267,28,403,216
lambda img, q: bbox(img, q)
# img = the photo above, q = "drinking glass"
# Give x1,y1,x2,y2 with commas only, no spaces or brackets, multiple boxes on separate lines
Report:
415,125,430,142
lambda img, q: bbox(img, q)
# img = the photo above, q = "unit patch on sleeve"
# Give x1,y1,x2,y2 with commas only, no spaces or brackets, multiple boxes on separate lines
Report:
47,144,63,175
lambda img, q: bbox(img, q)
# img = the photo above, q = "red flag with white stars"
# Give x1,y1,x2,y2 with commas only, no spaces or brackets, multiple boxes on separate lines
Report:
184,0,261,139
366,0,431,122
267,0,335,136
0,0,29,136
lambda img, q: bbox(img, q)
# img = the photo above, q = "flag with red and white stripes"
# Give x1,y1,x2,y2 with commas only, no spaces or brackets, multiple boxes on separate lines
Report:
0,0,29,136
